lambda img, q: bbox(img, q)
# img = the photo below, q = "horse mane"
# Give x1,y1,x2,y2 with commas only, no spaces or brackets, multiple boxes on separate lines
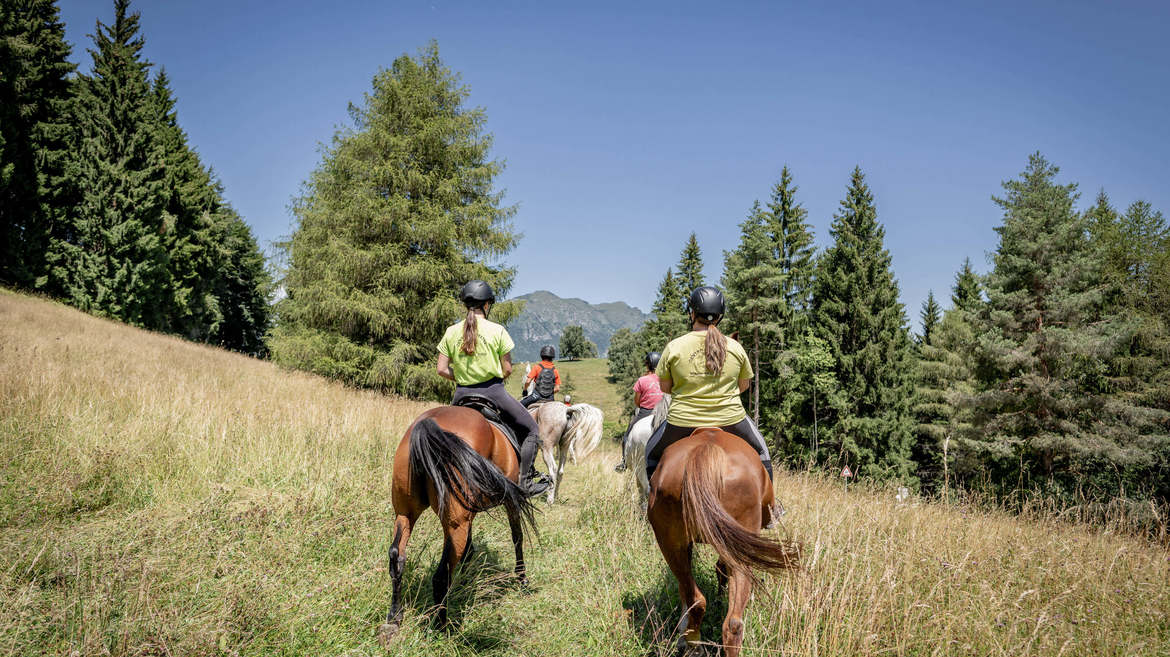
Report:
564,403,604,460
651,394,671,429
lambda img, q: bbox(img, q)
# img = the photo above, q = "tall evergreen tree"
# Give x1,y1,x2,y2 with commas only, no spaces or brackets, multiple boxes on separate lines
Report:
722,201,782,423
269,43,519,398
43,0,170,327
918,290,941,346
805,167,916,480
642,266,688,353
951,257,982,311
763,167,818,453
966,154,1165,501
0,0,75,288
674,232,705,304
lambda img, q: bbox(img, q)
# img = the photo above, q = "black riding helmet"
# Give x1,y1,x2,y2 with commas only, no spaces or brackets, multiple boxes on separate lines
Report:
644,351,661,371
460,280,495,307
688,286,725,324
540,345,556,360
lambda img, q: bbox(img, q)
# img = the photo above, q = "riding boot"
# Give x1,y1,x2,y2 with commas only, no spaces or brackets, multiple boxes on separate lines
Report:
518,435,550,496
762,459,774,482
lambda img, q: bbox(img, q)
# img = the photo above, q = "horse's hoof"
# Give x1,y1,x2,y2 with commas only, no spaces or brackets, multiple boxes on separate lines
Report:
377,622,400,648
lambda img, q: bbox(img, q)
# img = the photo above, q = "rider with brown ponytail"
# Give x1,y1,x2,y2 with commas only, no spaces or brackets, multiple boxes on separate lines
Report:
437,280,550,496
644,286,774,488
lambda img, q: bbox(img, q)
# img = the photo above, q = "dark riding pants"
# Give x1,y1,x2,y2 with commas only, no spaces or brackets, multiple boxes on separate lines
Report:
519,391,554,408
644,417,772,481
452,379,541,476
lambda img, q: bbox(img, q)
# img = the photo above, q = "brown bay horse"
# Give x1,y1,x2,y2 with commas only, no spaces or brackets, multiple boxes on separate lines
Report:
647,428,800,657
378,406,537,644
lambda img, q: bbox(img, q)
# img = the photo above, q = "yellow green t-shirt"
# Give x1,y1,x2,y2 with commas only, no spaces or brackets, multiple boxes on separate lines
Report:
437,317,515,386
656,330,753,427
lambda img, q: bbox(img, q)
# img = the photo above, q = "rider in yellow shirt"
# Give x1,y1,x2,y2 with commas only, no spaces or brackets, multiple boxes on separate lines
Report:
436,280,550,496
644,286,773,486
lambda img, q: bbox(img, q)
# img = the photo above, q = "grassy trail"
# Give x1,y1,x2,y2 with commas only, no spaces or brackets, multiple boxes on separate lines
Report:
2,290,1168,656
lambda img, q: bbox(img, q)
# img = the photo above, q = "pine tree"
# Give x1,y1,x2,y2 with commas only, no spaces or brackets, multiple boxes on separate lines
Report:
722,201,782,423
806,167,916,481
967,154,1166,502
0,0,75,288
918,290,941,346
675,232,705,305
269,43,519,398
43,0,169,328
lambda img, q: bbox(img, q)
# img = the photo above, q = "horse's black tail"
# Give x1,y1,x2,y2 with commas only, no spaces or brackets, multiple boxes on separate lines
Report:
408,418,537,535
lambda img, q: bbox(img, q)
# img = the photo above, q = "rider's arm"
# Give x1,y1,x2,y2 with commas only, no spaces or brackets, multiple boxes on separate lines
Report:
436,353,455,381
658,376,673,395
500,352,514,378
737,378,751,393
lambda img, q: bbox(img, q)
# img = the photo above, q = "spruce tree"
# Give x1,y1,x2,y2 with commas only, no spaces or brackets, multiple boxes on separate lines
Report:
951,257,982,311
269,43,519,398
674,232,705,304
43,0,169,327
0,0,75,288
967,154,1165,501
642,266,688,353
807,167,916,481
918,290,941,346
764,167,818,453
722,201,782,423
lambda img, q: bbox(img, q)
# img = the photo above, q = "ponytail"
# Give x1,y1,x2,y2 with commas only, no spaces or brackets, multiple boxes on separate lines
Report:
461,308,479,355
704,323,727,373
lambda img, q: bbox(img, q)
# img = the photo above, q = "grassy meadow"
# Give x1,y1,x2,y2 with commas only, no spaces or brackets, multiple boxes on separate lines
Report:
2,289,1169,656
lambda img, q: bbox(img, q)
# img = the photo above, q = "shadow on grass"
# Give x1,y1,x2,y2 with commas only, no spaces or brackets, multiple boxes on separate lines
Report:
389,530,532,654
621,558,727,657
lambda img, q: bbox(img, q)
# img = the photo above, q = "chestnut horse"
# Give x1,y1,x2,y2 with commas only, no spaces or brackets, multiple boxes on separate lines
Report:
647,429,799,657
378,406,537,643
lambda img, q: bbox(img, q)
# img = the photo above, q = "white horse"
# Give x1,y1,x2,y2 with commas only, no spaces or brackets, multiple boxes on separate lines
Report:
564,403,603,464
623,394,670,512
527,401,604,504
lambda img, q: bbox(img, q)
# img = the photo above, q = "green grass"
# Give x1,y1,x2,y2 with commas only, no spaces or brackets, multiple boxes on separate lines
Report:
3,289,1169,656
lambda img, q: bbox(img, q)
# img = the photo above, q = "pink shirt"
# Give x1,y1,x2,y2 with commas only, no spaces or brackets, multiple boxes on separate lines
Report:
633,373,664,410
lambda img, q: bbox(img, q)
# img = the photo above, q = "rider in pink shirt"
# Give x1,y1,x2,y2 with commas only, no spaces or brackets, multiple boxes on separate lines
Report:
614,352,663,472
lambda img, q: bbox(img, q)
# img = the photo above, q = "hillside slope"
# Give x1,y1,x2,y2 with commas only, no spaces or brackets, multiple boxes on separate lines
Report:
2,289,1168,657
506,290,648,360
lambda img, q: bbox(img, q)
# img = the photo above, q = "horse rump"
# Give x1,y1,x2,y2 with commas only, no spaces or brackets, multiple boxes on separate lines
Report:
679,442,799,574
408,418,536,533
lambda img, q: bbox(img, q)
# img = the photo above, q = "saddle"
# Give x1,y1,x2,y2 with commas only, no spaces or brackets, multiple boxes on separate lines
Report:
454,396,522,456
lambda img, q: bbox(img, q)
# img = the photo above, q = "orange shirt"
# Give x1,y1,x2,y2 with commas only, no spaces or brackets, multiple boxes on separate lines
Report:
526,360,561,385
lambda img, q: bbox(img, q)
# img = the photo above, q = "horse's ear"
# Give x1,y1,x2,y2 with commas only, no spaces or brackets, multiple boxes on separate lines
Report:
729,331,739,342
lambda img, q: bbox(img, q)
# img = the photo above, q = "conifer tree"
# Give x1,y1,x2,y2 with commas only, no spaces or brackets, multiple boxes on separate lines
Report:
764,167,818,451
642,266,688,352
966,154,1165,501
0,0,75,288
722,201,782,423
674,232,705,304
918,290,941,346
806,167,916,480
559,325,597,360
269,43,519,398
43,0,169,327
951,257,982,311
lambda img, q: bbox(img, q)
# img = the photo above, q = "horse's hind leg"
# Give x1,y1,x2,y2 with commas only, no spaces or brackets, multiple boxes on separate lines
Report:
659,541,705,651
379,512,419,644
541,442,559,504
506,505,528,587
722,568,753,657
432,515,473,627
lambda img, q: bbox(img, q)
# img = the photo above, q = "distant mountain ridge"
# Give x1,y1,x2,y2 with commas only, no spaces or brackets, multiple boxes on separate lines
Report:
505,290,649,361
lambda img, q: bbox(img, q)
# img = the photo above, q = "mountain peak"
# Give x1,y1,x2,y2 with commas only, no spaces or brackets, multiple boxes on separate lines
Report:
506,291,649,360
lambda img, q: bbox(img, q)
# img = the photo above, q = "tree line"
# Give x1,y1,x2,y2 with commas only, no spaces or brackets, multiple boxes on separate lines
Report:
1,0,270,353
609,158,1170,509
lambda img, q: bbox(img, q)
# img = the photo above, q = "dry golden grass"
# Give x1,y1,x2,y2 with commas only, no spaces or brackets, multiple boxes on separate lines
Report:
2,289,1167,656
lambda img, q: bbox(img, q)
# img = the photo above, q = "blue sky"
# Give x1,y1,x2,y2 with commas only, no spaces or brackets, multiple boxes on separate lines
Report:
57,0,1170,331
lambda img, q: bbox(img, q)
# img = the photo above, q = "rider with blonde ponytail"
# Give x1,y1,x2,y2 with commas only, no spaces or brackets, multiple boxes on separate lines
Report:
437,280,549,496
644,286,774,488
